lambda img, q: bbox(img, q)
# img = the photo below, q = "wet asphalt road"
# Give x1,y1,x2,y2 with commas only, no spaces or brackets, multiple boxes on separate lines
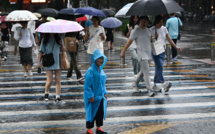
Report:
1,22,215,134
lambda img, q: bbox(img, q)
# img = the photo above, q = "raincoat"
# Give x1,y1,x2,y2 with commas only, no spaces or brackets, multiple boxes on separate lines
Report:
84,49,108,123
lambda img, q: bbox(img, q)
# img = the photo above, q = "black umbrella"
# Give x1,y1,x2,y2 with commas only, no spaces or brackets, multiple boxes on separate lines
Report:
0,12,9,16
37,8,59,18
102,9,115,17
126,0,184,16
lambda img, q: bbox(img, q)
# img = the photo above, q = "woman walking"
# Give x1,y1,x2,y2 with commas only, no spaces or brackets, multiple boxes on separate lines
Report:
0,22,10,61
124,16,140,77
38,33,64,102
85,16,106,65
150,15,182,92
14,21,37,77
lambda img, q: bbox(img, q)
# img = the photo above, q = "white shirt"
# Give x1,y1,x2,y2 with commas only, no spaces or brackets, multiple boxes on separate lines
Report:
11,23,22,38
27,20,36,34
14,28,37,48
87,25,106,54
150,26,168,47
130,26,152,60
129,24,138,49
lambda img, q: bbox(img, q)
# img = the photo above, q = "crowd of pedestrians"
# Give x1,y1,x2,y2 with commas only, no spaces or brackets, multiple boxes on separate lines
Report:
0,10,183,134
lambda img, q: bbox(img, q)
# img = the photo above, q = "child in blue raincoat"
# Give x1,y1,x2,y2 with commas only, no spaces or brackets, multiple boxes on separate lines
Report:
84,49,108,134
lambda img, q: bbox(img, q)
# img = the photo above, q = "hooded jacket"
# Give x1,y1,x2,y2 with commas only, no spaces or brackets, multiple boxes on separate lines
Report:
84,49,108,122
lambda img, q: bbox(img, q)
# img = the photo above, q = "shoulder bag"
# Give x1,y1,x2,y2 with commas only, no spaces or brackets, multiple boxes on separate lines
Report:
177,18,181,40
42,41,55,67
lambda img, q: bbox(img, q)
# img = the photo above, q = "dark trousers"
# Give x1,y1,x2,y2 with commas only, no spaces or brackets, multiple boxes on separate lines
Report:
67,52,82,79
86,99,104,129
171,39,178,59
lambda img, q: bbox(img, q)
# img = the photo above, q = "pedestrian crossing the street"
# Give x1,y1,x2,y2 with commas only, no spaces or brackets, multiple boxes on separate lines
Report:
1,56,215,133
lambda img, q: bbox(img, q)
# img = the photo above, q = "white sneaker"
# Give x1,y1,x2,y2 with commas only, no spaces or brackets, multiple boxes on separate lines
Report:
28,70,33,76
152,85,162,92
23,72,28,77
134,75,137,78
148,90,155,97
164,82,172,92
131,82,140,92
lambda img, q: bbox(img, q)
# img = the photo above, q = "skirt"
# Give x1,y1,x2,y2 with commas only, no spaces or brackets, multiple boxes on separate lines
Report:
19,47,33,66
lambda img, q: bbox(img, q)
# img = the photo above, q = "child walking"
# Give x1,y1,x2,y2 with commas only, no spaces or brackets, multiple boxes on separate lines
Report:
84,49,108,134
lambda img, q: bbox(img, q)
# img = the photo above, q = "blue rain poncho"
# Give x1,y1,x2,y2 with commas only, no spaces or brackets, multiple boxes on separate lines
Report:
84,49,108,122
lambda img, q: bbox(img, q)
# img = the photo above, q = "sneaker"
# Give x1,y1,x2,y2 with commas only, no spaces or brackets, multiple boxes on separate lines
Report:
152,85,162,92
86,129,93,134
28,70,33,76
111,49,115,52
23,72,28,77
134,74,137,78
55,98,62,103
131,82,140,92
96,128,108,134
172,60,177,64
148,90,155,97
44,94,49,101
67,74,71,78
164,82,172,92
77,76,84,81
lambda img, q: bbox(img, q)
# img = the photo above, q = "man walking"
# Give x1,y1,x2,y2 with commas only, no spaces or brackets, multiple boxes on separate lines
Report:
120,16,155,97
166,13,183,64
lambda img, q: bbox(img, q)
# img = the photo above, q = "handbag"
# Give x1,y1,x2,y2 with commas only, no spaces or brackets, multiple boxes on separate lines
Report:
177,18,181,40
60,51,70,69
42,41,55,67
151,39,165,55
64,37,77,52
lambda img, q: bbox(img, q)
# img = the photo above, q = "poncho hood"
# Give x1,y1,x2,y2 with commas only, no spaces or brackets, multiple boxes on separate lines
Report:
92,49,107,71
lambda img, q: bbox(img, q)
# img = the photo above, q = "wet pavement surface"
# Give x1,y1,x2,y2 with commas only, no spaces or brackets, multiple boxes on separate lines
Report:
1,22,215,134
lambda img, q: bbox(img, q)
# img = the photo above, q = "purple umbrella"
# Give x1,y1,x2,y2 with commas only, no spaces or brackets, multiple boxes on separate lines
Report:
74,7,106,17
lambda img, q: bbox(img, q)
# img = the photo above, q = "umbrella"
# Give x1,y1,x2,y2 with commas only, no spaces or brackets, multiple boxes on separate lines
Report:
0,12,9,16
100,17,122,28
115,3,134,18
75,7,106,17
77,15,88,22
0,16,7,22
37,8,58,18
5,10,38,21
40,17,55,21
102,9,115,17
59,8,77,15
35,19,84,33
33,13,41,18
126,0,184,16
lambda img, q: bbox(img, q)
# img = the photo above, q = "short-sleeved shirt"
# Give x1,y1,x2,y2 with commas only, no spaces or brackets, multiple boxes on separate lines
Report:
150,26,168,47
11,23,22,39
130,26,152,60
39,37,61,70
166,17,182,39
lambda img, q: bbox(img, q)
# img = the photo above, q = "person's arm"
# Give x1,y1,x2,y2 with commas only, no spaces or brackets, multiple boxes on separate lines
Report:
126,26,133,38
100,27,106,41
35,32,39,45
14,29,21,41
38,52,43,68
120,39,133,58
166,34,182,52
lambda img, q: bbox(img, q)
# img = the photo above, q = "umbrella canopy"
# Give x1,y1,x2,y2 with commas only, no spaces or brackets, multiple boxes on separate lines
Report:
0,12,9,16
33,13,41,18
59,8,77,15
102,9,115,17
75,7,106,17
37,8,58,18
5,10,38,21
100,17,122,28
77,15,88,22
0,16,7,22
36,19,84,33
115,3,134,18
126,0,184,16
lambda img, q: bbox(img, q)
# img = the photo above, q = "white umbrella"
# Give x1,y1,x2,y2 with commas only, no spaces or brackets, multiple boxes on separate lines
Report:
115,3,134,18
5,10,38,21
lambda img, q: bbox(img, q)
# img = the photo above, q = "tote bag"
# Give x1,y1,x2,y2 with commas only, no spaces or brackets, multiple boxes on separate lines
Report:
151,39,165,55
